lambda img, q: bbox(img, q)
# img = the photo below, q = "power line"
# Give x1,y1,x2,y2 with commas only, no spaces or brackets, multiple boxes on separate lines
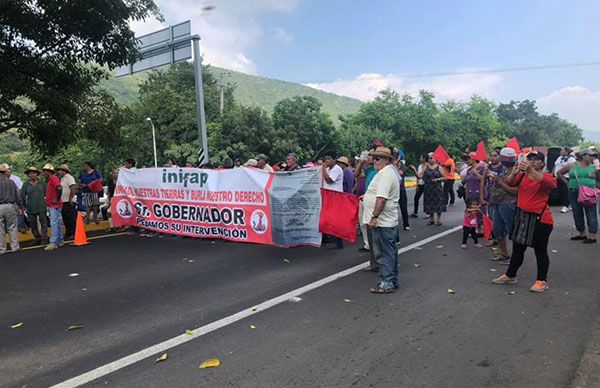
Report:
302,60,600,85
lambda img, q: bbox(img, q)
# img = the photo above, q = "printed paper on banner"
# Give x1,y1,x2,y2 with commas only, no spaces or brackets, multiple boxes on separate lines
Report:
111,167,322,247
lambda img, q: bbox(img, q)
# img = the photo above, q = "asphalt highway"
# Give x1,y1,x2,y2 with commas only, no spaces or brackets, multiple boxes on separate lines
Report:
1,196,599,387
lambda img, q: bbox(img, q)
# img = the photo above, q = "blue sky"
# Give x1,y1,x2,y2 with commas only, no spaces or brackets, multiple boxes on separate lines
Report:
132,0,600,137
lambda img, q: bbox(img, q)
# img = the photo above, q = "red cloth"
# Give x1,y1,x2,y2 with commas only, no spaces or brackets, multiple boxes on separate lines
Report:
432,145,450,164
45,174,63,209
319,188,359,243
88,178,104,193
475,141,488,162
512,172,557,225
482,213,493,240
506,137,521,154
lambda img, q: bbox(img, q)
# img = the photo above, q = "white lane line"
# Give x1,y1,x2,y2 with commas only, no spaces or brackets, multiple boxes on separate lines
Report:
51,225,461,388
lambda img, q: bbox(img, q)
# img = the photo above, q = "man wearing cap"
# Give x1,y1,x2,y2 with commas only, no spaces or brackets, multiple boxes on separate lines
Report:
41,164,64,250
336,156,354,194
255,154,274,173
488,148,519,264
21,167,48,244
363,147,400,293
244,159,258,168
0,163,23,254
57,164,77,240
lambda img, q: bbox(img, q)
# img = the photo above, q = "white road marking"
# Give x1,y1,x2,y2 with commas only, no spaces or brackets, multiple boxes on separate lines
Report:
51,225,461,388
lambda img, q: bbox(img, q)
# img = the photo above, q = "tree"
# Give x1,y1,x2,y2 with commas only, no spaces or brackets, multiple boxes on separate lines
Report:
0,0,162,152
271,96,337,162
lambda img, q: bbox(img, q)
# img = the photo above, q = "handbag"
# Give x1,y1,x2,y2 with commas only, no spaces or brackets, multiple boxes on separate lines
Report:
510,207,540,247
573,166,600,206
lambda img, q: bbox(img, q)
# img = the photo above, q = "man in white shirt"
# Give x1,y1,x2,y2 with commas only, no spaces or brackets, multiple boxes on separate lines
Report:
57,164,77,240
553,147,576,213
256,154,274,173
7,166,26,232
322,151,345,249
363,147,400,293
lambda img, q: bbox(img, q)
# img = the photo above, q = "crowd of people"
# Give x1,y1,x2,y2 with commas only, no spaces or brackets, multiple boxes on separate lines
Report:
2,144,599,296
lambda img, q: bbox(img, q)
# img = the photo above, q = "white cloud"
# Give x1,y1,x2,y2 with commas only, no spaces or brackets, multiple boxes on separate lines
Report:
306,71,503,102
537,86,600,133
130,0,298,74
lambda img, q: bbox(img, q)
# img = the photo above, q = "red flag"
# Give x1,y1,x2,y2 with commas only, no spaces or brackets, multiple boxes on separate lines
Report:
506,137,521,154
319,189,359,243
482,213,493,241
475,141,488,162
432,145,450,164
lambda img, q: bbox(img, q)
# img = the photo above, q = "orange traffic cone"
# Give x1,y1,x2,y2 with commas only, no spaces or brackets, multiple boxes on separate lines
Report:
73,212,89,246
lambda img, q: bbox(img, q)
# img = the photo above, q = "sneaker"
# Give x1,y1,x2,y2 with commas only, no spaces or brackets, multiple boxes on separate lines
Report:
583,238,597,244
570,235,586,241
422,214,430,219
530,280,549,292
404,226,411,230
500,258,511,266
492,274,517,284
560,206,569,213
44,244,58,251
491,255,506,261
410,214,418,218
461,244,467,249
475,243,484,248
358,247,370,252
58,241,65,247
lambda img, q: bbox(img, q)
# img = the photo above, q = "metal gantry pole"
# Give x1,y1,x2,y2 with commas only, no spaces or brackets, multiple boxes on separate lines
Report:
147,118,158,168
192,36,209,165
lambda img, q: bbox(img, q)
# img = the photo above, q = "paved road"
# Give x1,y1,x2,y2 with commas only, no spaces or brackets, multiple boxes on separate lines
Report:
1,196,599,387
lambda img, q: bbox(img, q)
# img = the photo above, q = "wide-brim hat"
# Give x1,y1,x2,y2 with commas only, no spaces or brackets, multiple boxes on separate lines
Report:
244,159,258,167
372,147,393,159
336,156,349,165
0,163,8,172
24,166,40,174
42,163,55,172
57,164,71,173
255,154,268,161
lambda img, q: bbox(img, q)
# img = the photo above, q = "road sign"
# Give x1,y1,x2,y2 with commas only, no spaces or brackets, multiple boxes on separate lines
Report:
115,21,192,77
115,20,209,164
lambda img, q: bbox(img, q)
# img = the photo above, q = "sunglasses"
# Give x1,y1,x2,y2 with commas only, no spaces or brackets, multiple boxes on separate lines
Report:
373,157,383,162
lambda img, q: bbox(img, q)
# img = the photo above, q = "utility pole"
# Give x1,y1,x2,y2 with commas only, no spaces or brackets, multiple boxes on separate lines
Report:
192,36,209,165
219,74,224,116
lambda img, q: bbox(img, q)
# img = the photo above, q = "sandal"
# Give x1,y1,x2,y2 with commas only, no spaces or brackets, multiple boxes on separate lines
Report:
363,266,379,272
370,287,395,294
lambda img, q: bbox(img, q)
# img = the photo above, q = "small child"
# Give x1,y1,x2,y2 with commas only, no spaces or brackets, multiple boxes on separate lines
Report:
462,200,483,249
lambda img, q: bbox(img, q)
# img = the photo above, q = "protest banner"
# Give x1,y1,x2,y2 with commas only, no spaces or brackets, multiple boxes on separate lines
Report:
111,167,324,247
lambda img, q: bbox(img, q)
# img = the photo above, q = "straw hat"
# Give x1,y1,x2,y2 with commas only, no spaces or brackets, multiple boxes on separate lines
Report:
336,156,349,166
0,163,8,172
24,166,40,174
42,163,55,172
58,164,71,173
372,147,393,159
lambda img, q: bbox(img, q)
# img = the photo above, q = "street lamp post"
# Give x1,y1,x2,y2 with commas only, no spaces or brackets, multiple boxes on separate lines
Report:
146,118,158,168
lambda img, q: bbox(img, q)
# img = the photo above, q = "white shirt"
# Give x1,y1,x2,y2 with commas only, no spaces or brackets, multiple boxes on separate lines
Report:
362,164,400,228
262,164,274,173
417,164,425,185
9,174,23,190
60,173,77,203
553,155,575,178
323,164,344,192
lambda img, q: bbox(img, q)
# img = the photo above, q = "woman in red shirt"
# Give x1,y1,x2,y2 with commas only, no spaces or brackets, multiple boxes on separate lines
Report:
493,151,556,292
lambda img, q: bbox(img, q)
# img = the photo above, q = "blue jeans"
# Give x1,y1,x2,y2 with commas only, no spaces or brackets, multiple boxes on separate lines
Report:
373,226,399,289
569,189,598,235
490,203,516,240
48,207,64,245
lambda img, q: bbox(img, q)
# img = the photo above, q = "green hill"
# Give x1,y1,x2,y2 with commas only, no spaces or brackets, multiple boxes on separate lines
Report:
100,66,363,123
